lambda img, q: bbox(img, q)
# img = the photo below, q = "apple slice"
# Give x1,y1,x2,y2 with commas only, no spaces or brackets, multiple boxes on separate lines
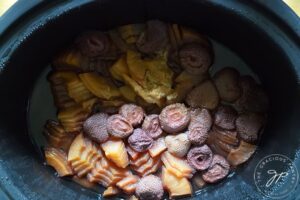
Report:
161,154,183,178
130,152,150,167
81,98,99,113
79,72,121,100
162,166,192,198
116,175,139,188
45,147,73,177
88,161,114,185
116,175,139,194
109,55,129,82
43,120,75,151
87,173,111,188
68,134,86,163
127,146,141,160
76,165,94,177
133,157,154,175
103,186,120,197
148,137,167,157
162,152,194,178
53,48,86,70
101,139,129,168
128,195,139,200
58,105,89,132
119,85,136,102
122,183,137,194
143,158,161,176
67,80,94,103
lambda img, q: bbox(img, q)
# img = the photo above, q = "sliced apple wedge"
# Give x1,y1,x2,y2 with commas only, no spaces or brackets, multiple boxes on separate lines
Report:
148,137,167,157
162,166,192,198
53,48,86,71
49,71,79,83
119,85,136,102
79,72,121,100
101,139,129,168
122,183,137,194
67,80,94,103
116,175,139,194
43,120,75,151
109,55,129,82
127,146,141,160
45,147,73,177
58,105,89,132
143,158,161,176
162,152,194,178
161,154,183,178
116,175,139,188
128,195,139,200
68,134,103,177
81,98,99,113
133,157,154,175
130,152,150,167
68,134,86,163
103,186,120,198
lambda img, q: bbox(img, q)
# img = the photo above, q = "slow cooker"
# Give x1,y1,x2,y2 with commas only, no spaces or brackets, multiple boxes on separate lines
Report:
0,0,300,199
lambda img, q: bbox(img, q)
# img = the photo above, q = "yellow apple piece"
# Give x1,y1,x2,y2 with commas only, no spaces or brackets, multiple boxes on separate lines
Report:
162,152,194,178
109,55,129,81
148,137,167,157
130,152,150,167
119,85,137,102
103,186,120,198
101,139,129,168
162,166,192,198
79,72,121,100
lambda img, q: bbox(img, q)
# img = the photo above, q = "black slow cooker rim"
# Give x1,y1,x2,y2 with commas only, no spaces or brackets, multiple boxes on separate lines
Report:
0,0,300,49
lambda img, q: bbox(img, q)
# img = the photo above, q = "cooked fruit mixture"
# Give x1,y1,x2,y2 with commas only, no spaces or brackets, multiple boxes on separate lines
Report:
43,20,269,199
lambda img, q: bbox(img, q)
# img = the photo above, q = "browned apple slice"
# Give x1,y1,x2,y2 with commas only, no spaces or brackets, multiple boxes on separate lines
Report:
45,147,73,177
43,120,75,151
162,166,192,198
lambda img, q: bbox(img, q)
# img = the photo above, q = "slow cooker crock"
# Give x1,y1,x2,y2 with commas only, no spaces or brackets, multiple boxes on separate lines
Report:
0,0,300,199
